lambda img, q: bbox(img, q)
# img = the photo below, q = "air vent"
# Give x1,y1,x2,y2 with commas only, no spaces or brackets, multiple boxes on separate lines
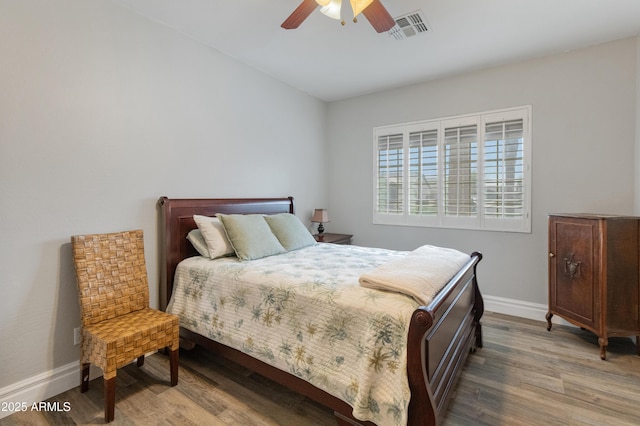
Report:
388,10,430,40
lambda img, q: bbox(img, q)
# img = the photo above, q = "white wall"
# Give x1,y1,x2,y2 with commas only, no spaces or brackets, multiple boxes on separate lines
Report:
0,0,327,395
326,38,638,307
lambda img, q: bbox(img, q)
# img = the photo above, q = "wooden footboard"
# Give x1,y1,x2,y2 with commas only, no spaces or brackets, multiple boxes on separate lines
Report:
158,196,483,426
406,252,483,426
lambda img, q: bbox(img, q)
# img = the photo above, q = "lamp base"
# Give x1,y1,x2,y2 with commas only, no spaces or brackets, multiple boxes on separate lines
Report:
317,223,324,235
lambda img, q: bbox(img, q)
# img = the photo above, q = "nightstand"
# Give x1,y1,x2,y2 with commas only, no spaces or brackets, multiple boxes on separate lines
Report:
314,233,352,245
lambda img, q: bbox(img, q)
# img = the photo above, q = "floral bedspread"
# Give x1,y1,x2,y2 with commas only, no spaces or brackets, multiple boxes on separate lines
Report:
167,243,423,426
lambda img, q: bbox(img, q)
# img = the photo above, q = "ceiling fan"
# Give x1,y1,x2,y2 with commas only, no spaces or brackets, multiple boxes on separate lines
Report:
281,0,396,33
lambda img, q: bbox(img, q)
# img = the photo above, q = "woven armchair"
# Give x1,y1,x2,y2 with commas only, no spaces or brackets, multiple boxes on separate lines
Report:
71,230,179,423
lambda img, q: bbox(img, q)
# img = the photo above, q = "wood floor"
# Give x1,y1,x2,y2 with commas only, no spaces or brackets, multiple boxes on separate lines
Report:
2,312,640,425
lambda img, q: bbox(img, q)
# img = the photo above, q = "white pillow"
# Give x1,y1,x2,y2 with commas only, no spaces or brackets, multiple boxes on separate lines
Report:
186,229,210,258
193,215,235,259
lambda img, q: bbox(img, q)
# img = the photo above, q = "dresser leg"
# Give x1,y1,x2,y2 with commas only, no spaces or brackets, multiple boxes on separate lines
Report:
545,312,553,331
598,337,607,360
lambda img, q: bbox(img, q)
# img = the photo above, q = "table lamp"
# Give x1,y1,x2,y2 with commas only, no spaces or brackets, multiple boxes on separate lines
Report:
311,209,330,236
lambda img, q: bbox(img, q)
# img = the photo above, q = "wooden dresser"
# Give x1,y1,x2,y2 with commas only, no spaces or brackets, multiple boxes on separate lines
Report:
546,214,640,359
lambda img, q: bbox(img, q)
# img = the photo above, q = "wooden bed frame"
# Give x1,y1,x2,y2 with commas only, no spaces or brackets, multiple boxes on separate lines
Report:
157,196,484,426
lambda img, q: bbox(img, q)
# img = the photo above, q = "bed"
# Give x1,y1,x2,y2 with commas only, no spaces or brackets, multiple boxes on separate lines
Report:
158,196,483,426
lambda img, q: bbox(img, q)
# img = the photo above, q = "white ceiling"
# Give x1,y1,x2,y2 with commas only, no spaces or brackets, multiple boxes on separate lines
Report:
112,0,640,102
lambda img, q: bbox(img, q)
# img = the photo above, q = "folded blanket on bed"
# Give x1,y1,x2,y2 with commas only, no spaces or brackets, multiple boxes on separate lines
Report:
359,245,470,305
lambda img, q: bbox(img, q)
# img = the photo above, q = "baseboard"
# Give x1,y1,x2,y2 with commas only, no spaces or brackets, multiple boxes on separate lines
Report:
484,294,573,327
0,361,79,420
0,297,560,420
0,361,112,420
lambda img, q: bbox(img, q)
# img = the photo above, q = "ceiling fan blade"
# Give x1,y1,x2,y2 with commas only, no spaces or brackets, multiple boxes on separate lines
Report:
281,0,320,29
361,0,396,33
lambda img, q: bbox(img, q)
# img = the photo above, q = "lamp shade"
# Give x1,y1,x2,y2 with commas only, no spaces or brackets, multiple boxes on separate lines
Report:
320,0,342,20
350,0,374,17
311,209,330,223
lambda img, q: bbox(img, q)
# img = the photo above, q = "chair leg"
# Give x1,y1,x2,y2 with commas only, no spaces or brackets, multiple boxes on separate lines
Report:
104,376,116,423
137,355,145,367
169,348,179,386
80,363,90,393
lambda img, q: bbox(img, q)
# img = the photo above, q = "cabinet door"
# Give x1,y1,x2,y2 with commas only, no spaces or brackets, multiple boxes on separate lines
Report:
549,217,601,330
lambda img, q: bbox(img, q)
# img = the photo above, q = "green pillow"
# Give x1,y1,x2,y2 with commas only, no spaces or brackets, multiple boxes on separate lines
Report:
218,214,286,261
264,213,317,251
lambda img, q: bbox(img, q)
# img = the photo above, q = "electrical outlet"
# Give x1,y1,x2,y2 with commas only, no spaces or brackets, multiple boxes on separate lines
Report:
74,327,81,346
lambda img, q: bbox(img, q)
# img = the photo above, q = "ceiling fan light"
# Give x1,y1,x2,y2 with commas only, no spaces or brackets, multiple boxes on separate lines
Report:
315,0,331,6
320,0,342,20
350,0,374,17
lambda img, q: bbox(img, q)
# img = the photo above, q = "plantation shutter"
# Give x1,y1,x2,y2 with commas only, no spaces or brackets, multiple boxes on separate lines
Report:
484,119,524,218
444,125,477,217
373,106,530,232
408,129,438,216
376,134,404,214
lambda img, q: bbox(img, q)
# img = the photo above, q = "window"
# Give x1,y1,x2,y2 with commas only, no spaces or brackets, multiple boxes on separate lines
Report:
374,106,531,232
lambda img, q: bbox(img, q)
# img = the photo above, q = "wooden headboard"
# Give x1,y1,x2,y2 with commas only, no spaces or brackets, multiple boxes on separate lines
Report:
157,196,295,310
